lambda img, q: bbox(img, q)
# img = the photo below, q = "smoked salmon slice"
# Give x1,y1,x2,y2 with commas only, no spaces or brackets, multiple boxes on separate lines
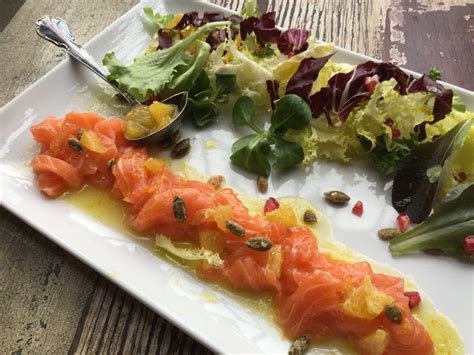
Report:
30,112,435,354
31,155,82,194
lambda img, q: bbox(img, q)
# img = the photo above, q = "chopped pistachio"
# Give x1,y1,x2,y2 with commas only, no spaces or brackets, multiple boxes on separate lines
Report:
67,137,83,153
173,196,186,222
377,228,401,241
225,220,245,237
246,237,273,252
383,304,402,324
303,210,317,224
324,190,350,205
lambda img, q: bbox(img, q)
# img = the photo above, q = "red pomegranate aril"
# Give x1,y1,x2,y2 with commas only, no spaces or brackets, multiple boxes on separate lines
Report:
264,197,280,214
391,128,401,138
364,75,379,93
454,172,467,183
384,118,394,127
404,291,421,308
397,214,411,232
463,236,474,255
352,200,363,217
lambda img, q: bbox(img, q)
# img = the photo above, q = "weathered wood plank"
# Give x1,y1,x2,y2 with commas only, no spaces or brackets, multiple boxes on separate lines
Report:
69,278,211,354
0,208,97,354
382,0,474,90
0,0,139,107
210,0,473,89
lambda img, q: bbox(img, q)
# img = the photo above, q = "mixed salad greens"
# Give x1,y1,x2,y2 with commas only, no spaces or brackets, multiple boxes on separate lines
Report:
102,0,474,260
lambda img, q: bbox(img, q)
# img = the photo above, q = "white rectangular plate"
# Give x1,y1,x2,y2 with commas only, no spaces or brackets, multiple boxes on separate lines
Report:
1,0,473,353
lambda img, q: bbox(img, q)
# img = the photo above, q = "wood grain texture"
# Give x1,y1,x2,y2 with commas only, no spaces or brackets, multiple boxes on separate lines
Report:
0,209,97,354
69,278,210,354
210,0,474,89
1,0,472,354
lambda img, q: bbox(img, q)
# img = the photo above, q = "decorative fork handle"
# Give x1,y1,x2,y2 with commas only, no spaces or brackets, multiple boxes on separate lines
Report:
35,16,139,106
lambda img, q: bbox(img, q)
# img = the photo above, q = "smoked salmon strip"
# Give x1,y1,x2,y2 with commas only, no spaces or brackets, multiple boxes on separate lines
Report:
30,113,434,354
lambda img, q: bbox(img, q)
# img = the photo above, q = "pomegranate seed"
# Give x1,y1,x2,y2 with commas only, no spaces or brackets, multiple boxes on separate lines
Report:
454,172,467,183
264,197,280,214
404,291,421,308
384,118,394,127
364,75,379,93
397,214,411,232
463,236,474,255
391,128,401,138
352,200,364,217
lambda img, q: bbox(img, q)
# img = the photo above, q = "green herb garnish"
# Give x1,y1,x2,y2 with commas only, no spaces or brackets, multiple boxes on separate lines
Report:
253,44,276,58
359,134,418,176
427,67,442,81
187,71,238,127
230,94,311,176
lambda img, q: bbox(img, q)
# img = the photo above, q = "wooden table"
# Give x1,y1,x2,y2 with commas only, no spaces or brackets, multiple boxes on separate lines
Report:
1,0,472,353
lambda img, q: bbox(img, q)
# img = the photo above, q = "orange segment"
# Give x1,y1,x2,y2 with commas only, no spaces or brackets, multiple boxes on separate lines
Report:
265,205,298,227
80,130,107,154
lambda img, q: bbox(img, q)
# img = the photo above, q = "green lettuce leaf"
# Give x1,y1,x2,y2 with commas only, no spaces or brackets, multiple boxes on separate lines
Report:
103,21,230,101
164,40,211,95
143,8,173,30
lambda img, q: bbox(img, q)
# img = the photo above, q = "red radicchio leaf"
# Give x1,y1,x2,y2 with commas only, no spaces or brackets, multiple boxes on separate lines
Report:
407,75,453,140
254,12,281,45
239,12,281,45
277,29,309,56
157,28,174,50
309,61,410,124
206,29,227,50
266,80,280,110
174,11,201,30
239,16,259,41
202,12,226,24
228,14,243,24
285,55,334,101
174,11,230,31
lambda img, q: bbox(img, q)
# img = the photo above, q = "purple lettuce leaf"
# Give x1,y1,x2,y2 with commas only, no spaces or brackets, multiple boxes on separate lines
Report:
254,12,281,45
157,28,175,50
277,29,309,55
407,75,453,140
174,12,201,30
173,11,232,31
206,29,227,50
239,16,259,41
239,12,281,45
285,55,333,101
266,80,280,110
228,14,243,24
309,61,410,124
202,12,226,24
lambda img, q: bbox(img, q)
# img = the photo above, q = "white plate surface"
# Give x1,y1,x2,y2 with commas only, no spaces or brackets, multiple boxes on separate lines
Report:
1,0,473,353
